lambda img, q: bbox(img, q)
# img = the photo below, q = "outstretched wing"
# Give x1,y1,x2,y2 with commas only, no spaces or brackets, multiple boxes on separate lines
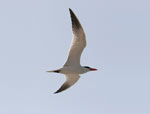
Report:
64,8,86,66
54,74,80,93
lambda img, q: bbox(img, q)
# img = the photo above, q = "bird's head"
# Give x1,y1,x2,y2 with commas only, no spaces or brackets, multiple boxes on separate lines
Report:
83,66,97,72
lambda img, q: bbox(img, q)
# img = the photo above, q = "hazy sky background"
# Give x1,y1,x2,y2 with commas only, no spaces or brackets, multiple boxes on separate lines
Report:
0,0,150,114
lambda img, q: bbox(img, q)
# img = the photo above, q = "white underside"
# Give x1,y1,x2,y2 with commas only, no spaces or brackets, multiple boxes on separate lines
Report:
59,66,89,74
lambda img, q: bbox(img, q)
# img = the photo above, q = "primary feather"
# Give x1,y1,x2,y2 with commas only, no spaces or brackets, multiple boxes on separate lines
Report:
64,8,86,66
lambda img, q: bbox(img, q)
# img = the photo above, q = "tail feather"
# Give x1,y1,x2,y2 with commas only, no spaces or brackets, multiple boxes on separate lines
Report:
47,69,60,73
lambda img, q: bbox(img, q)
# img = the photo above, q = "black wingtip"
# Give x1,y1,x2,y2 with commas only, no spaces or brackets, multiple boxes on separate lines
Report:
54,91,60,94
69,8,72,12
69,8,74,16
54,92,57,94
69,8,81,30
54,89,62,94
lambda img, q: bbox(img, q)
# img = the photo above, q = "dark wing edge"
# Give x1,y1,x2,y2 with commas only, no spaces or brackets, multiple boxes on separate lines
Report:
54,83,70,94
54,74,80,94
69,8,83,31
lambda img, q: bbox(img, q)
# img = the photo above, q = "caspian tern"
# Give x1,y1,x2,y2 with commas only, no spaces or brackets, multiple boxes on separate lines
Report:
48,8,97,94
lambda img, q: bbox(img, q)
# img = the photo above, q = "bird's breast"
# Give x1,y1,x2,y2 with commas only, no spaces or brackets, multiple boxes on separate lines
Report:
60,66,84,74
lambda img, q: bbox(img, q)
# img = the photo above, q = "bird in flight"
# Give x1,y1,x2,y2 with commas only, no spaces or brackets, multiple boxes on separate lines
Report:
47,8,97,94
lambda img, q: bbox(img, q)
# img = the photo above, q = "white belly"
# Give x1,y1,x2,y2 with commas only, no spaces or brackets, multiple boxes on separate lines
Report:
60,66,84,74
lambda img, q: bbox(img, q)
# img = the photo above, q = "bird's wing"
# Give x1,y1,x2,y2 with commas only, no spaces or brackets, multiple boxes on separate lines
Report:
64,8,86,66
54,74,80,93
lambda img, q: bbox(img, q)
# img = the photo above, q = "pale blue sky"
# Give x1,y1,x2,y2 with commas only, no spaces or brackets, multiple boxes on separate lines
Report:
0,0,150,114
